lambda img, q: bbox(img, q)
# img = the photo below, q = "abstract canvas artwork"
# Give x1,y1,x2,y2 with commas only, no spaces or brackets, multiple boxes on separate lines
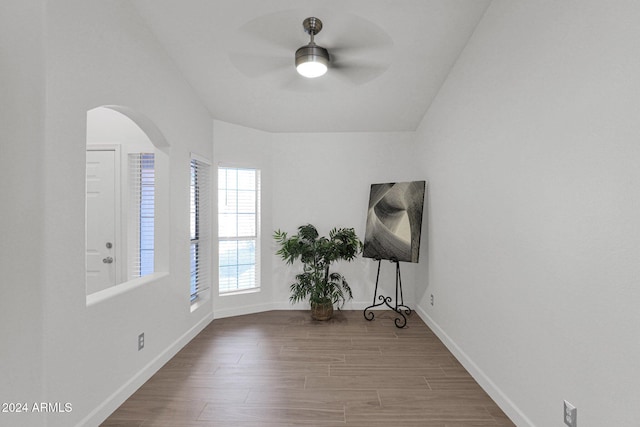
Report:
363,181,426,263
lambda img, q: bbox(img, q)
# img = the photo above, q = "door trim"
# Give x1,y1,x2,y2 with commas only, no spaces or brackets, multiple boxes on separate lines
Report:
87,144,123,287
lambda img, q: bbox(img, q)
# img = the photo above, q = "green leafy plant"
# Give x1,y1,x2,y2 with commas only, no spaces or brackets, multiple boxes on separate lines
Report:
274,224,363,310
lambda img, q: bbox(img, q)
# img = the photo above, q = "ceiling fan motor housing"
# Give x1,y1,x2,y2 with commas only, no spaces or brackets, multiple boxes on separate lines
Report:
295,17,330,77
295,44,330,67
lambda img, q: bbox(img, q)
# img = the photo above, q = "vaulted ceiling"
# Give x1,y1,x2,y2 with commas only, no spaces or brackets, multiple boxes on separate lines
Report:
132,0,491,133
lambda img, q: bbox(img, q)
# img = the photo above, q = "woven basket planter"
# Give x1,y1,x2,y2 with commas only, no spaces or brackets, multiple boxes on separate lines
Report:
311,300,334,321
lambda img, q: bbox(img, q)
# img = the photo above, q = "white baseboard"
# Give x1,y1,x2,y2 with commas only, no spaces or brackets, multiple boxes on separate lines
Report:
213,302,278,319
414,304,533,427
77,312,214,427
211,300,393,318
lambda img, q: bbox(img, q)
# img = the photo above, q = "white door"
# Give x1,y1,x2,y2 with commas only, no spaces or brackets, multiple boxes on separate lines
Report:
86,150,117,294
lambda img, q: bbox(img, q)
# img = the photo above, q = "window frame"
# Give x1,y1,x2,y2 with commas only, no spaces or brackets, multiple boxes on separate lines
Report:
128,152,155,281
217,165,261,295
190,154,212,305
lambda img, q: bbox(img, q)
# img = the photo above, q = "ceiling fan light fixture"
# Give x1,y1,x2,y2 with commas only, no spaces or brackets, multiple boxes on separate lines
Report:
295,17,329,78
295,44,329,78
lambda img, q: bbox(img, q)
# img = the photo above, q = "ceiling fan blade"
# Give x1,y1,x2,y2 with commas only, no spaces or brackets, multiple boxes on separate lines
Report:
330,59,391,86
329,50,392,86
228,52,291,78
319,12,394,56
234,11,304,53
329,43,392,58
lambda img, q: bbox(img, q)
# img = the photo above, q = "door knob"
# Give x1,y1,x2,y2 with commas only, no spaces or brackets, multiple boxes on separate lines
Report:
103,256,114,264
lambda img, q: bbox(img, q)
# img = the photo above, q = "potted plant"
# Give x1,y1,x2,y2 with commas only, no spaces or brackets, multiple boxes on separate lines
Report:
274,224,363,320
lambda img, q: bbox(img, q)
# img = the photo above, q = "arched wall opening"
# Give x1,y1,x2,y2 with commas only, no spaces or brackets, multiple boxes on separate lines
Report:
85,106,170,298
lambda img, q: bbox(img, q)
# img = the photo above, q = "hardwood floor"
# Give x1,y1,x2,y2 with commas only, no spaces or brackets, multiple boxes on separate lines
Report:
102,310,515,426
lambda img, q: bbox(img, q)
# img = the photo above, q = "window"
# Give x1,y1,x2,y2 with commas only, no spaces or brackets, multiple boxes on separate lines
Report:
218,167,260,293
128,153,155,280
190,155,211,302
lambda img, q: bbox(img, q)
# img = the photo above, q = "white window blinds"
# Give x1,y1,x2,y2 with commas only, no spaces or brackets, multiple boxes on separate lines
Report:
191,156,211,301
128,153,155,280
218,167,260,293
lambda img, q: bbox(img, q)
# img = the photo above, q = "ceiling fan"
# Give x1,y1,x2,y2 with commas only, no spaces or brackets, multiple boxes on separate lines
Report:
228,11,393,87
295,17,330,78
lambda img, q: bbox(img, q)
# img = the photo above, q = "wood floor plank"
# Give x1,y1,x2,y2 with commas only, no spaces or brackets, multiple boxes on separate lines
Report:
214,363,330,377
101,421,145,427
378,342,452,356
105,398,207,423
427,377,487,391
239,352,346,364
280,347,382,359
244,388,381,410
378,388,497,407
128,386,249,403
329,364,447,378
344,354,460,367
346,405,497,423
197,403,345,424
102,310,514,426
162,372,307,390
305,374,430,390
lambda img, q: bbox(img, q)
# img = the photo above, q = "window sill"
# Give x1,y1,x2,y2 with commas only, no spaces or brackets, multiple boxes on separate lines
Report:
219,287,261,297
190,294,210,312
86,272,169,307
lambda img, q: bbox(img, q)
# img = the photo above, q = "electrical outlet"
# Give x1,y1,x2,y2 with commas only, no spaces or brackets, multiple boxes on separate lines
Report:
430,294,434,306
138,333,145,351
564,400,577,427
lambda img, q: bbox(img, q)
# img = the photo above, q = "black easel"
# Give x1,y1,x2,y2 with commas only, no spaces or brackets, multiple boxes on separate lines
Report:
363,258,412,328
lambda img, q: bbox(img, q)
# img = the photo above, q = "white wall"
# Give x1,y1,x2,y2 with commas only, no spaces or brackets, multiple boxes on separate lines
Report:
213,121,425,316
413,1,640,426
38,1,214,426
0,1,46,426
270,131,422,311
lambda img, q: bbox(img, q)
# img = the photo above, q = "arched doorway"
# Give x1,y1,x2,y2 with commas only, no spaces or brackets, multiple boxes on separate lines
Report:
85,106,168,295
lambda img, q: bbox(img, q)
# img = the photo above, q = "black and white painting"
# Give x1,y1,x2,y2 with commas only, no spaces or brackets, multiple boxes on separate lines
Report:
363,181,426,263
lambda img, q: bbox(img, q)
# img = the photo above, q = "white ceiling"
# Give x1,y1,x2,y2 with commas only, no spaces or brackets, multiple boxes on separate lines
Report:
132,0,491,133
